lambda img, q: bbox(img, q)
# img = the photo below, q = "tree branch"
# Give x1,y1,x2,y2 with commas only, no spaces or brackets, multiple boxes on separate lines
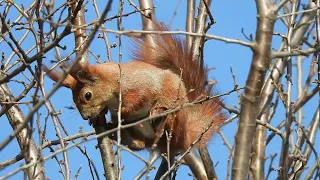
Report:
232,1,276,179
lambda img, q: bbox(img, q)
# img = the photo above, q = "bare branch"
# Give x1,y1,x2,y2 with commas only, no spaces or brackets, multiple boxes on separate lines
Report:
139,0,156,44
232,1,276,179
274,0,290,13
186,0,195,49
71,0,118,179
0,0,114,153
191,0,211,62
0,84,45,179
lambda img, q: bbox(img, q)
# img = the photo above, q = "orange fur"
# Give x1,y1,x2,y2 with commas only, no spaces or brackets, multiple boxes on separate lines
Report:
43,24,225,180
45,60,188,151
42,65,77,89
133,24,226,152
44,25,225,156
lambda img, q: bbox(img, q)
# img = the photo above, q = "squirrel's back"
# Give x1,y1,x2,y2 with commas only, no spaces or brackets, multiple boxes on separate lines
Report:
94,61,188,119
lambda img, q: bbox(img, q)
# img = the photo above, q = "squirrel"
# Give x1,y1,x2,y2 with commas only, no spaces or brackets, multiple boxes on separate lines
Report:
44,24,225,179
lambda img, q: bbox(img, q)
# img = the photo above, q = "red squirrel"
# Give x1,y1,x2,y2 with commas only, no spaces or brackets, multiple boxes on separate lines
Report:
44,60,187,150
44,25,225,179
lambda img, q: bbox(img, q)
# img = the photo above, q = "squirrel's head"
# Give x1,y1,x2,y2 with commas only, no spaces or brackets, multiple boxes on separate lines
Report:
44,64,114,120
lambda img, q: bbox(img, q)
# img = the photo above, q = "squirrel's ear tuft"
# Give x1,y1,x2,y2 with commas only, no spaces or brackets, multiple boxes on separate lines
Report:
76,70,98,85
42,65,77,89
62,75,77,89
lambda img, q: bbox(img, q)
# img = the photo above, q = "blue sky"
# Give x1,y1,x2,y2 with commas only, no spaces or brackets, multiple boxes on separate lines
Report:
0,0,319,179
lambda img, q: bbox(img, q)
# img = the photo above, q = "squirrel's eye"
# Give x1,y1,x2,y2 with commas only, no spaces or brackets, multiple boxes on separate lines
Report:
85,92,92,100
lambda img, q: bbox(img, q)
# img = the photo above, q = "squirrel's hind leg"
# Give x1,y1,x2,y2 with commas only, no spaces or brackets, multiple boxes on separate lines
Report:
109,115,147,150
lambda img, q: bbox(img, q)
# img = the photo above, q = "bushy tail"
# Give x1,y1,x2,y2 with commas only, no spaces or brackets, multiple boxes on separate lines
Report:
132,24,225,150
